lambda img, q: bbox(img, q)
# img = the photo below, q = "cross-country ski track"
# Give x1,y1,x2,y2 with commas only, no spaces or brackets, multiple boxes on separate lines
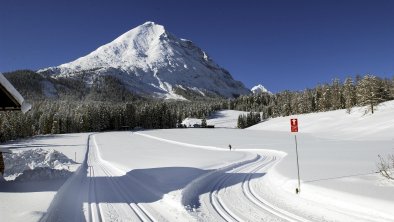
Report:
40,132,308,222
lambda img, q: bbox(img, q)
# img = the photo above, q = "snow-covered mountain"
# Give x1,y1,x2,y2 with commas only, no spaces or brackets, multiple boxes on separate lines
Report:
39,21,250,99
251,84,271,94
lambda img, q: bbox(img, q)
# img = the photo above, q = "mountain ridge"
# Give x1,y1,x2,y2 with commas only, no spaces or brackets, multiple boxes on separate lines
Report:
39,21,250,100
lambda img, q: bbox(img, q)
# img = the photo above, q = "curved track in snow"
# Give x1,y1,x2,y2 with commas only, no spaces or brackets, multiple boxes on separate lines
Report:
136,132,309,222
196,154,309,222
241,156,309,222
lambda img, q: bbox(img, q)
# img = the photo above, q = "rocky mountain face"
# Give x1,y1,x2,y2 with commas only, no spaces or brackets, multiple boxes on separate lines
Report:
38,21,250,100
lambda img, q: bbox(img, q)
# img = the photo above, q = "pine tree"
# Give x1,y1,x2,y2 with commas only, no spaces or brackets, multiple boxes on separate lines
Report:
331,78,343,110
0,116,12,142
237,114,245,129
343,77,356,113
51,114,60,134
201,116,207,128
356,75,383,114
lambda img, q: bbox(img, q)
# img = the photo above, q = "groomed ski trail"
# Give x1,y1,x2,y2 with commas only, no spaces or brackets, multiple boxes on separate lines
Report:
135,132,309,222
87,135,156,222
41,135,157,222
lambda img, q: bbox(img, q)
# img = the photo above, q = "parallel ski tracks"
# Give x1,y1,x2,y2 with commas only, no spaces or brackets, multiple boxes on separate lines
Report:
208,156,268,221
209,154,310,222
134,132,309,221
242,157,309,222
87,165,104,222
87,135,156,222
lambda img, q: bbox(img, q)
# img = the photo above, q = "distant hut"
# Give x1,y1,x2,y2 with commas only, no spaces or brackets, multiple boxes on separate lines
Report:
0,73,31,177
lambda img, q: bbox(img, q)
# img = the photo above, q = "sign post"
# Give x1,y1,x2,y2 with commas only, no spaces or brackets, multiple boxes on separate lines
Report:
290,118,301,194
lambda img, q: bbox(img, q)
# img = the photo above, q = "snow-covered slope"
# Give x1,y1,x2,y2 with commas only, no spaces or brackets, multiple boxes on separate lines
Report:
251,84,271,94
248,100,394,140
38,22,250,99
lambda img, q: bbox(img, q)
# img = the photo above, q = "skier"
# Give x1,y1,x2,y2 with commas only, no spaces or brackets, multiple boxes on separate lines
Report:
229,144,232,151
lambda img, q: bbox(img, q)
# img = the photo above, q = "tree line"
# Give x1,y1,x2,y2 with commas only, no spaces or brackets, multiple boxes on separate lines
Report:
233,74,393,120
1,72,393,141
1,70,229,142
0,100,224,142
237,112,261,129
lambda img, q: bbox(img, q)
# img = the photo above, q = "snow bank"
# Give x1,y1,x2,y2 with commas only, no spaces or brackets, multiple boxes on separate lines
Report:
181,117,202,127
12,168,73,182
3,148,76,181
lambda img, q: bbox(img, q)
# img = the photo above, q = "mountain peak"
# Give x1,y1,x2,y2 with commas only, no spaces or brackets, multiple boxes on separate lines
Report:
142,21,156,26
116,21,166,43
137,21,164,33
38,22,250,99
251,84,271,94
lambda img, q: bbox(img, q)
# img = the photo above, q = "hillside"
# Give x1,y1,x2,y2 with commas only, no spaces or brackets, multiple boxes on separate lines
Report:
248,99,394,140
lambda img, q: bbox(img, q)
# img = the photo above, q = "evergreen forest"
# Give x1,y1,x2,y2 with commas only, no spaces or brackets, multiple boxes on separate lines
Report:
1,70,393,141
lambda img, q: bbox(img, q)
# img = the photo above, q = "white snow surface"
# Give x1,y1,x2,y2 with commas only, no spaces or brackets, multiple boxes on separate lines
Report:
251,84,272,94
1,103,394,222
0,133,89,222
38,22,250,98
248,99,394,140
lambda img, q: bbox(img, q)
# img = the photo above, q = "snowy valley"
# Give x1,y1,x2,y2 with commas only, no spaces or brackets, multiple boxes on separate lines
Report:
1,101,393,222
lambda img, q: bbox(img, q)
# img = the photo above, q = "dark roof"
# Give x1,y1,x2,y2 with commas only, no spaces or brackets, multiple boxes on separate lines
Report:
0,84,21,111
0,73,31,112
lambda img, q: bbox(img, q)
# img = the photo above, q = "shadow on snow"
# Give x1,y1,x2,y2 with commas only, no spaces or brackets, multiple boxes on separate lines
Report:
40,165,265,221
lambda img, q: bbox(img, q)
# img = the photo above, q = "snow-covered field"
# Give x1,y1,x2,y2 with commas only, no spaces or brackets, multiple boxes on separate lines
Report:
0,133,89,222
1,101,394,221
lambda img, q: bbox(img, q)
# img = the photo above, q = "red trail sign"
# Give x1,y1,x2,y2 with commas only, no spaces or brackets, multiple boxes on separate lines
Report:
290,118,301,193
290,118,298,132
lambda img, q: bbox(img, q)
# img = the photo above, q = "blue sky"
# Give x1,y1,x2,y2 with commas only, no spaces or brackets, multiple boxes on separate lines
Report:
1,0,394,92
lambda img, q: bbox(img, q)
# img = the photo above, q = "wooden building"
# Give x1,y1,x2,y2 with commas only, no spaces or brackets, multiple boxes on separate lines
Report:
0,73,31,176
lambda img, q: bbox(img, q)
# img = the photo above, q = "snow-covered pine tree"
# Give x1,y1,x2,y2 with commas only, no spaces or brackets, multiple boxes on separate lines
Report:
343,77,356,114
51,114,60,134
321,84,332,111
237,114,245,129
356,75,383,114
299,90,314,113
0,116,12,142
331,78,343,110
201,116,207,128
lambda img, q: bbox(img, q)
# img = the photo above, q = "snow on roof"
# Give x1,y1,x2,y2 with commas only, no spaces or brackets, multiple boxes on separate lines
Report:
0,73,31,113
